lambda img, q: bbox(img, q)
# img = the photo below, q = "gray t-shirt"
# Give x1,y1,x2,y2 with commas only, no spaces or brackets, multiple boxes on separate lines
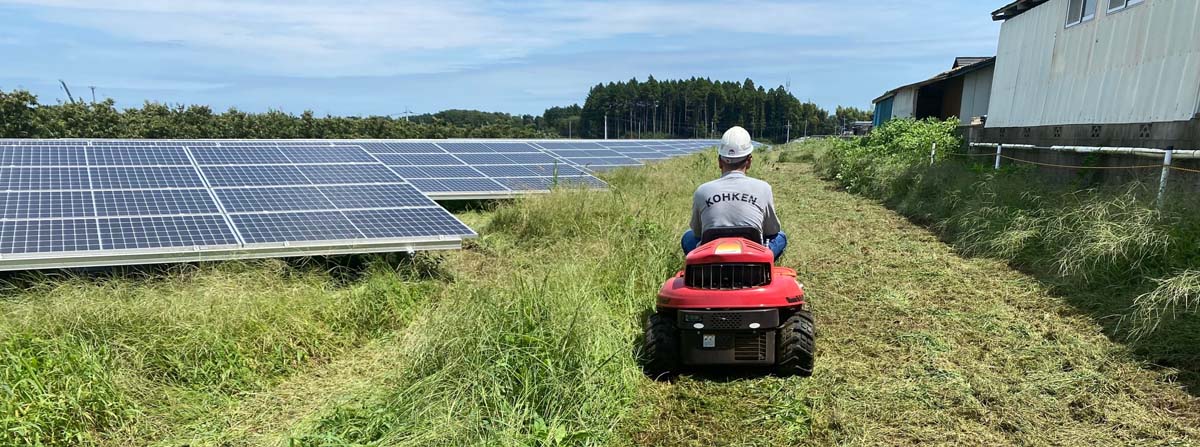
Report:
690,171,782,238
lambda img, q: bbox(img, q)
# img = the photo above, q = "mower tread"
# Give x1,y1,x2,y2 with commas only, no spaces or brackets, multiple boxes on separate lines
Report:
776,310,815,377
643,312,680,378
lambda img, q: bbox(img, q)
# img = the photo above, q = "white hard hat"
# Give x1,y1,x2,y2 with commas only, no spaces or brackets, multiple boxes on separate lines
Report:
719,126,754,161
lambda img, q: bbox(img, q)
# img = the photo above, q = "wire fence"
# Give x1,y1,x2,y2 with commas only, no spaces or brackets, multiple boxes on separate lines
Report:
956,142,1198,209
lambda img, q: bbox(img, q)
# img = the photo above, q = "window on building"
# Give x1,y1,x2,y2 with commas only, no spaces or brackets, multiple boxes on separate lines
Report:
1066,0,1098,27
1108,0,1144,14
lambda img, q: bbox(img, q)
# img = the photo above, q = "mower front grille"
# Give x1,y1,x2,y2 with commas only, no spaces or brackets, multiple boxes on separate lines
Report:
733,333,769,361
684,263,771,290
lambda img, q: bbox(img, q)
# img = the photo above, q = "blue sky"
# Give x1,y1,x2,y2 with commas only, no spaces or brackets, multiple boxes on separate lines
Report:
0,0,1003,116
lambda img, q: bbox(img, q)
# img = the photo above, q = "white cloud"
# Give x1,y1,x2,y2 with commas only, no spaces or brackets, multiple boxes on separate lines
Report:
2,0,999,77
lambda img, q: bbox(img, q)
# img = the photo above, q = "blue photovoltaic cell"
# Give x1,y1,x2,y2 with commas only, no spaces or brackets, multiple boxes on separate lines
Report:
0,191,94,218
215,187,333,213
298,164,401,185
483,142,541,153
94,189,220,217
389,153,462,165
439,142,492,153
454,153,513,165
201,165,311,187
0,147,88,166
504,153,559,164
473,165,539,177
0,141,82,146
99,215,238,250
565,142,606,149
417,165,484,178
191,146,291,165
534,142,577,150
231,211,362,244
281,146,377,164
0,167,90,190
387,166,428,178
89,167,206,189
582,149,623,157
344,208,474,239
358,142,444,154
319,184,436,209
0,219,101,254
87,146,191,166
409,178,506,193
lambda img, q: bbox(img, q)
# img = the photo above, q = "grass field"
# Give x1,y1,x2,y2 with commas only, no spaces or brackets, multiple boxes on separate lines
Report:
2,150,1199,446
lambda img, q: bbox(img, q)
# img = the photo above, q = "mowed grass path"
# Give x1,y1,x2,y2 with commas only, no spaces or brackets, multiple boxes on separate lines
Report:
3,152,1198,446
630,158,1200,445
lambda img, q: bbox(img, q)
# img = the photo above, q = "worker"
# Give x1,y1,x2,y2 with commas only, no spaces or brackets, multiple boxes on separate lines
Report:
681,126,786,260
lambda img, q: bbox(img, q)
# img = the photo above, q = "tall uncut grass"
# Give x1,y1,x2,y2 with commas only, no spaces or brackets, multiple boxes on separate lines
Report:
0,258,438,446
289,157,713,445
783,119,1200,337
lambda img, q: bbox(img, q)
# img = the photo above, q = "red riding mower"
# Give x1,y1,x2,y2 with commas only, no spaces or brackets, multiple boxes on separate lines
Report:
643,227,814,377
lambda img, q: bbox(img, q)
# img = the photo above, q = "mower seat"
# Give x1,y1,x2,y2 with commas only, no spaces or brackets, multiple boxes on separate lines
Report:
700,226,763,245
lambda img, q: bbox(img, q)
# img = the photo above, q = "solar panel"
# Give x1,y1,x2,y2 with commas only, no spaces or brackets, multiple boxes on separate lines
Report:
1,191,94,218
365,141,604,198
0,219,102,254
88,146,192,166
215,187,334,213
0,146,88,166
94,189,220,216
100,215,239,250
0,167,90,190
90,167,206,189
201,165,311,187
0,138,721,271
231,211,363,244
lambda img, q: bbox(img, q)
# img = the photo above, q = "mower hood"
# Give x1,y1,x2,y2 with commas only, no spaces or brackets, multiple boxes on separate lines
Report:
686,238,773,265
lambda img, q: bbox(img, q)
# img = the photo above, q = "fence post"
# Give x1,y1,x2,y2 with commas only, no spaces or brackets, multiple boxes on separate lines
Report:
929,143,937,166
1157,146,1174,210
994,144,1002,170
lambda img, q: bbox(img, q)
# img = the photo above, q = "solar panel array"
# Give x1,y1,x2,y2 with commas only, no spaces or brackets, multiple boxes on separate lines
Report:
0,139,721,270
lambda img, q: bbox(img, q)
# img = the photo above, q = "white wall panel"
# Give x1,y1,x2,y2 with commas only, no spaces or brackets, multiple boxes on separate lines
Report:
987,0,1200,127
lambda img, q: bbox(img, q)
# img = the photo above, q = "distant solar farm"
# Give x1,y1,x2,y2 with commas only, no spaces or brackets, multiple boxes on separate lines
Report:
0,139,720,270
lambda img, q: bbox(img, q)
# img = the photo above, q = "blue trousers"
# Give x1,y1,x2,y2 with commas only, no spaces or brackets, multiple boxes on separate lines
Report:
682,230,787,261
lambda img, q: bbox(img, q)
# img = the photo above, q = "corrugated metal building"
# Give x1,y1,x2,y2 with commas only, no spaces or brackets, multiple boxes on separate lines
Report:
978,0,1200,148
873,57,996,128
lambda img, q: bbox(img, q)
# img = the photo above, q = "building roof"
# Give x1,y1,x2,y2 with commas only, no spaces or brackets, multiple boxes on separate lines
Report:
992,0,1049,21
954,57,992,69
873,57,996,104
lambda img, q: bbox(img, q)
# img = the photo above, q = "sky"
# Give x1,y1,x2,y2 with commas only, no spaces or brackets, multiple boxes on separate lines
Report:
0,0,1004,117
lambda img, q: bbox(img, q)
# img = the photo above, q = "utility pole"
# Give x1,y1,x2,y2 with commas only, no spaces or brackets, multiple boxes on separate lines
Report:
89,86,96,104
568,120,572,139
786,121,791,142
804,119,809,137
604,113,608,140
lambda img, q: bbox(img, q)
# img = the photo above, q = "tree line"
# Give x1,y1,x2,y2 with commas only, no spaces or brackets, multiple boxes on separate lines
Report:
0,90,552,140
576,77,872,142
1,79,870,142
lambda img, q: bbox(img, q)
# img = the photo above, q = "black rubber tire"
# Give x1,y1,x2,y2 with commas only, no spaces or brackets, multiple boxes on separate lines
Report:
775,310,815,377
642,312,680,378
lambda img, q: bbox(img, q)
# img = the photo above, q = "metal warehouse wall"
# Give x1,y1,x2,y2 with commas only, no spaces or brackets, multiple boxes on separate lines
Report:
987,0,1200,128
959,65,994,126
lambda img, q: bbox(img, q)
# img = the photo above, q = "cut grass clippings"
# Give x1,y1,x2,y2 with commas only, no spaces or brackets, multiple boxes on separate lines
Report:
1,148,1198,445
